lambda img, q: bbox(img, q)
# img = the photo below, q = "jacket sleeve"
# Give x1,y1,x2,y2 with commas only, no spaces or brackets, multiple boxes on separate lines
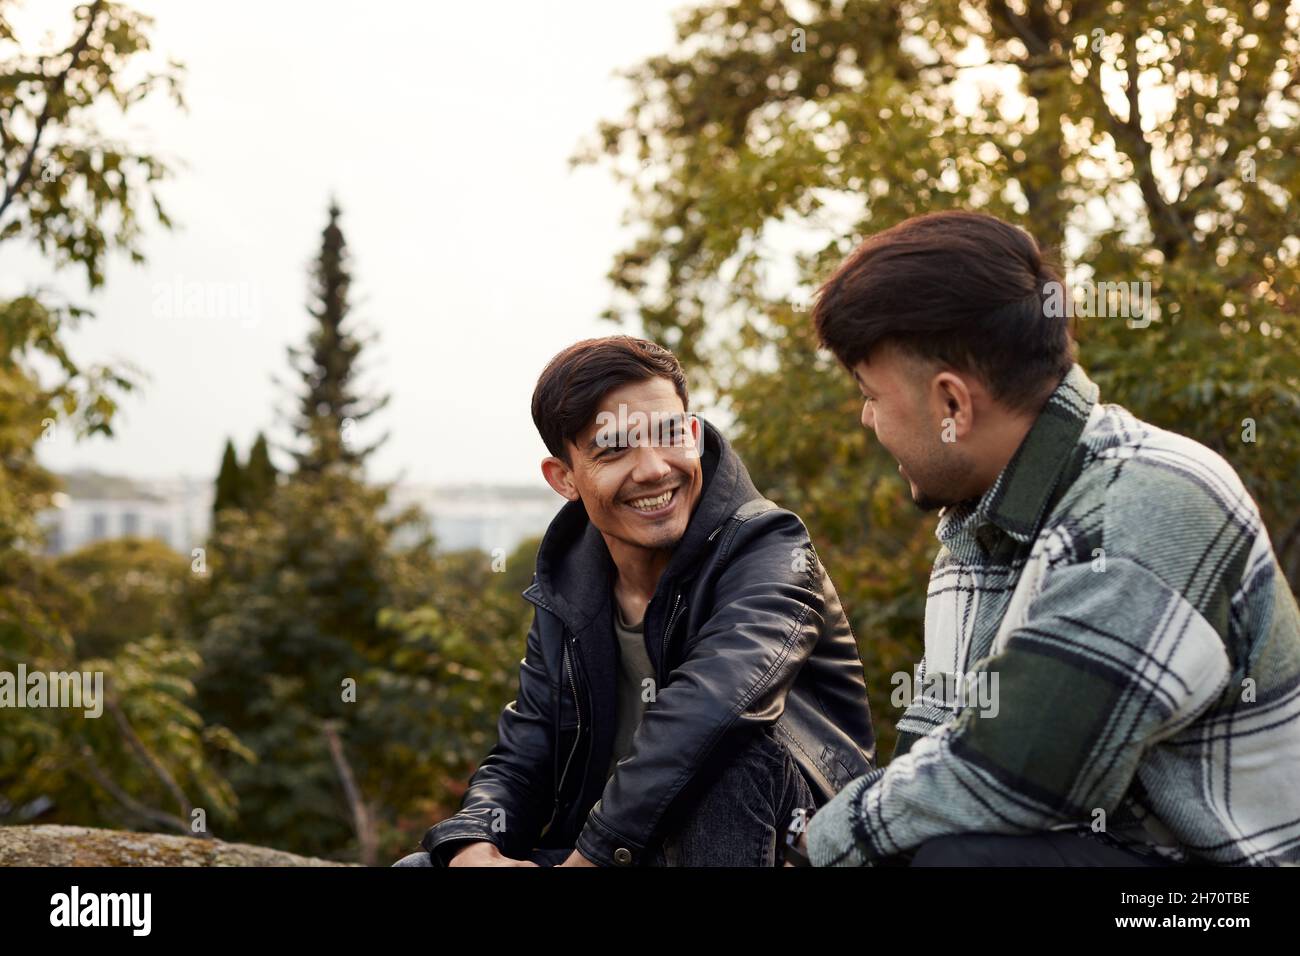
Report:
420,608,555,865
805,556,1232,866
575,508,824,866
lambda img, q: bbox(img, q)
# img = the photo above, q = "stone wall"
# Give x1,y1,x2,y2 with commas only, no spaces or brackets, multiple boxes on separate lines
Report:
0,825,354,866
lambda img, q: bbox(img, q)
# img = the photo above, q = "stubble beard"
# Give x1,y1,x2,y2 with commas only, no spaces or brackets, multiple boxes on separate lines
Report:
905,448,974,514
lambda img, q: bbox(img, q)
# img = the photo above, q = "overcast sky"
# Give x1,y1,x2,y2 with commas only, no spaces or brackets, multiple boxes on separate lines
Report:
4,0,695,488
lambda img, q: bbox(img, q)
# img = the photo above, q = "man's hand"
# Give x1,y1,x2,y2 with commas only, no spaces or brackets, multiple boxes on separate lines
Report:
556,849,598,867
782,830,809,867
448,841,540,867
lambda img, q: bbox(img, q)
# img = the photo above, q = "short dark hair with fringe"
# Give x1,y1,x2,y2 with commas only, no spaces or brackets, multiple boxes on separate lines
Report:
531,335,690,462
812,210,1076,411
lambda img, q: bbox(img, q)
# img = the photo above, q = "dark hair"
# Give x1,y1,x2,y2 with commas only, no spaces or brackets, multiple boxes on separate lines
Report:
812,210,1075,411
531,335,690,461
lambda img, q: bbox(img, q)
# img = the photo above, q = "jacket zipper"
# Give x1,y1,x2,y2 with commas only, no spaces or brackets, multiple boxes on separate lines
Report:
524,587,587,807
557,636,583,799
659,593,686,688
652,521,721,682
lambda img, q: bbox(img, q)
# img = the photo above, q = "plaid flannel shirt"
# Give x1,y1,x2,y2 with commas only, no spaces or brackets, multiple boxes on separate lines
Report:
807,363,1300,866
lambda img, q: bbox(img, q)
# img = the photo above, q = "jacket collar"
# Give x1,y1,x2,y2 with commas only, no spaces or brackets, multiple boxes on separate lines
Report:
524,416,760,631
937,364,1100,551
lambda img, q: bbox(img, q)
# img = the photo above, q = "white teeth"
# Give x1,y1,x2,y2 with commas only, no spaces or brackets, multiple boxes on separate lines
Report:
628,489,674,511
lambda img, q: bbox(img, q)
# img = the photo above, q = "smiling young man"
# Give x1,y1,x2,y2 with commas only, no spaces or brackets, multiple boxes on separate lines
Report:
396,335,876,867
798,210,1300,866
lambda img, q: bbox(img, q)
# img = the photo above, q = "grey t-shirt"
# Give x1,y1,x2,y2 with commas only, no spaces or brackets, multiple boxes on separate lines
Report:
607,601,655,778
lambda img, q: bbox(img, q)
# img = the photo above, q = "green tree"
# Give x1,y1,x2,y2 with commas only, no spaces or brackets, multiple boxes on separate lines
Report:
1,0,182,604
580,0,1300,757
374,535,540,858
0,0,184,285
212,438,244,515
4,537,242,834
55,537,189,661
285,200,389,476
243,432,278,509
189,469,436,862
188,207,425,863
0,2,207,833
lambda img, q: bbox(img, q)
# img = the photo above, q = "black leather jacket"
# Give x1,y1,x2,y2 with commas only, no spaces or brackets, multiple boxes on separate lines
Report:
421,418,876,866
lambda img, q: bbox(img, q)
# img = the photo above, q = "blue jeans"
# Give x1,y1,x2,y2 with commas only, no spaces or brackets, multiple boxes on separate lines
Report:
394,726,814,867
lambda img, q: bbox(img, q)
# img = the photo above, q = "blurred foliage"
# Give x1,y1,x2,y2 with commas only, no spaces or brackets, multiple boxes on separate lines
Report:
578,0,1300,759
183,200,414,860
244,432,278,508
213,438,242,516
184,471,428,860
54,536,189,660
182,467,539,861
371,537,539,858
1,1,213,836
0,0,184,286
212,432,279,516
1,527,238,833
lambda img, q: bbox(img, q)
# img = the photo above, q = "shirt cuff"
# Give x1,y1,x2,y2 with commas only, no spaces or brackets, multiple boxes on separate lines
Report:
807,767,887,867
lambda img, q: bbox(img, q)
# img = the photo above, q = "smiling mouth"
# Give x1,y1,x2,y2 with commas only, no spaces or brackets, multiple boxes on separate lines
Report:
624,487,678,515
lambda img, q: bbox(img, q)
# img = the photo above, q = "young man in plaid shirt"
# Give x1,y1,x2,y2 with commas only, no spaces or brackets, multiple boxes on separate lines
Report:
797,210,1300,867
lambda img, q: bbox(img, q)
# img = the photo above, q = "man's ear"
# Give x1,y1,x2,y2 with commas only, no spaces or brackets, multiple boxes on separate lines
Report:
541,454,580,502
685,412,703,458
930,370,975,442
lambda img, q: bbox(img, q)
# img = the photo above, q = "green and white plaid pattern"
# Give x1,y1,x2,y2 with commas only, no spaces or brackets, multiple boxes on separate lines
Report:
808,364,1300,866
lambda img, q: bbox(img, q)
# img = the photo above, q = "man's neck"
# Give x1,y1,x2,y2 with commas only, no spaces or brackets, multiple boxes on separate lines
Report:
967,406,1041,500
606,539,673,626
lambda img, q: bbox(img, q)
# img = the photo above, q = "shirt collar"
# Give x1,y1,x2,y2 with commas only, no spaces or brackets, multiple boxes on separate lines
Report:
936,364,1100,549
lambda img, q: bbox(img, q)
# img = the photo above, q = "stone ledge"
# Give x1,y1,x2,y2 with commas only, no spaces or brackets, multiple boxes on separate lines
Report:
0,825,355,867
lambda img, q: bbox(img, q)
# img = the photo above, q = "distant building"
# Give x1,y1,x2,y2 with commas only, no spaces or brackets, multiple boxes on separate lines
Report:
388,483,559,555
39,470,559,558
39,471,213,557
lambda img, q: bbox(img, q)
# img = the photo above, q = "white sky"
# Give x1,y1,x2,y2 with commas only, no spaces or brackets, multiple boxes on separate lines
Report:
3,0,694,487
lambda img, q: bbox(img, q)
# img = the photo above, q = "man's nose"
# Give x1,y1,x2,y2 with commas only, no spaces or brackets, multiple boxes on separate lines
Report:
629,442,673,484
860,401,875,431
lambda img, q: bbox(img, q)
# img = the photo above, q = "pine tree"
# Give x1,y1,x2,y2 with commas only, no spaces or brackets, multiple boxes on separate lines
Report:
190,201,416,861
286,200,389,475
243,432,278,510
212,438,244,515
